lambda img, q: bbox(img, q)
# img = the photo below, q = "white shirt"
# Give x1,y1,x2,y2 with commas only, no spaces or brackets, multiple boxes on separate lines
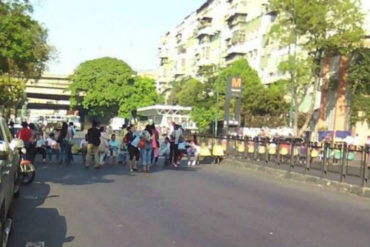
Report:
46,138,57,149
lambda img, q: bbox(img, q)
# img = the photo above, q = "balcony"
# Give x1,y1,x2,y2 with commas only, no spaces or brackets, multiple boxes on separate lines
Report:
225,44,247,61
196,26,215,39
225,12,247,28
174,70,186,79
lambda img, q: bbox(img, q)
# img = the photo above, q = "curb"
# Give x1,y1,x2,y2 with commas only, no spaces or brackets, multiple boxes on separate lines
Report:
223,158,370,198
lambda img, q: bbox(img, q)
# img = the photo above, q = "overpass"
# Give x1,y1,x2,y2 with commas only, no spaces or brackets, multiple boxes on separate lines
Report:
25,74,73,115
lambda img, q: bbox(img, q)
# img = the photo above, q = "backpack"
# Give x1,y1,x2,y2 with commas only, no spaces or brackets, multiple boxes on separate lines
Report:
138,138,146,149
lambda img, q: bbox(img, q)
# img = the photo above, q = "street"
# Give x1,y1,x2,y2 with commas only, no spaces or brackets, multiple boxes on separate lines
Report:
8,158,370,247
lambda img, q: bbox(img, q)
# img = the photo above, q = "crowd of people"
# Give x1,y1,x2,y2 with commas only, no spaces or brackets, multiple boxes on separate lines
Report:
12,119,201,173
14,121,76,165
83,120,200,172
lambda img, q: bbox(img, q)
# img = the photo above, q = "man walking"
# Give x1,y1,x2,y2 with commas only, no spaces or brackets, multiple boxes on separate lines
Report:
85,120,101,169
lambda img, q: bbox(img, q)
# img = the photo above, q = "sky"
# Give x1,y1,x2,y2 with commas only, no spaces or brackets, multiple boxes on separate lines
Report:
30,0,203,75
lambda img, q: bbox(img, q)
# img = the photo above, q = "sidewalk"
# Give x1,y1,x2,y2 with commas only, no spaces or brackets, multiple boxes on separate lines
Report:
223,158,370,198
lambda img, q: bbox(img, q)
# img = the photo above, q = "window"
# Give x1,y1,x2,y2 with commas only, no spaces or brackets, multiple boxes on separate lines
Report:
231,30,245,45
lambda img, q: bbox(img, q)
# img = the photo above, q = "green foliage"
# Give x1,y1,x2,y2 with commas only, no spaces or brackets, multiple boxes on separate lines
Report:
117,76,160,117
0,75,26,108
265,80,289,116
167,77,216,132
191,106,217,133
0,0,51,78
70,57,160,120
347,48,370,125
350,95,370,125
168,59,289,131
217,59,288,118
347,48,370,95
167,78,205,106
216,59,265,114
269,0,364,57
270,0,365,135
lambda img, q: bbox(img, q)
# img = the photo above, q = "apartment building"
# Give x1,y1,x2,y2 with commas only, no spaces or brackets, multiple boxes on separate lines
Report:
157,0,289,95
158,0,369,141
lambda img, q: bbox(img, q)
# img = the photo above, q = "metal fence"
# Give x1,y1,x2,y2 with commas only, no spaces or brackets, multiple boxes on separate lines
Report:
197,135,370,188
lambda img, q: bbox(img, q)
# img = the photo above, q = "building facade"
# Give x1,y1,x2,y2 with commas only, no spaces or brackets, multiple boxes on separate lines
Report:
158,0,370,142
157,0,289,95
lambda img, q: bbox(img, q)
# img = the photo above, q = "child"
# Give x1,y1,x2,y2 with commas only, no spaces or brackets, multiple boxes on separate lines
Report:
109,134,120,165
187,140,200,166
80,134,88,163
159,137,171,166
46,133,59,161
34,134,47,163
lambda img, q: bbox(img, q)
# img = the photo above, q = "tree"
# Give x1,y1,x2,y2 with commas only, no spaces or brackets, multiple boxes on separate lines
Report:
117,76,160,117
0,0,51,79
0,75,26,110
347,48,370,125
167,77,215,132
70,57,160,121
216,58,287,126
168,59,288,132
270,0,365,136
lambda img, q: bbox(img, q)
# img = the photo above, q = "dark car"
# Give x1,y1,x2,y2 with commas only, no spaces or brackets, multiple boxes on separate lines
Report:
0,117,21,246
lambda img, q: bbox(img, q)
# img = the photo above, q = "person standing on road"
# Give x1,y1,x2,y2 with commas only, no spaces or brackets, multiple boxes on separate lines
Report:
141,125,153,172
57,122,69,165
126,124,139,172
151,124,160,166
85,120,101,169
159,137,170,166
34,133,47,163
17,121,32,147
80,134,88,163
109,134,119,165
98,126,109,166
169,124,181,167
46,133,59,161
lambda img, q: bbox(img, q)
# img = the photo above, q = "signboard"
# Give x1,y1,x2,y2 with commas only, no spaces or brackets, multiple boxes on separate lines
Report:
224,76,242,131
230,77,242,97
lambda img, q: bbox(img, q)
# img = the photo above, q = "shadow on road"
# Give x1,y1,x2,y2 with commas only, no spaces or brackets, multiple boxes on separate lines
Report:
8,182,74,247
33,155,201,186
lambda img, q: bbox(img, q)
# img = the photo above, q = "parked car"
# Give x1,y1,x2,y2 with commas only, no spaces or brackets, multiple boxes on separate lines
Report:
0,117,22,246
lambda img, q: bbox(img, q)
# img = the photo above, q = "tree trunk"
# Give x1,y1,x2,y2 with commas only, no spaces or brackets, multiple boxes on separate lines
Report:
298,78,319,137
297,50,323,137
293,98,299,136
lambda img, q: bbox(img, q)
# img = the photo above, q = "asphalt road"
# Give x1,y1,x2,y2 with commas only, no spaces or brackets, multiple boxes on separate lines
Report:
8,156,370,247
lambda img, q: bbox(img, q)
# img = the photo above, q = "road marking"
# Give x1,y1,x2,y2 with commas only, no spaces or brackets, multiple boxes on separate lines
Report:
25,241,45,247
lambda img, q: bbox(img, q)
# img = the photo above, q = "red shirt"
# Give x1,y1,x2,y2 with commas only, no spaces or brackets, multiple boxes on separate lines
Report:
17,128,32,142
